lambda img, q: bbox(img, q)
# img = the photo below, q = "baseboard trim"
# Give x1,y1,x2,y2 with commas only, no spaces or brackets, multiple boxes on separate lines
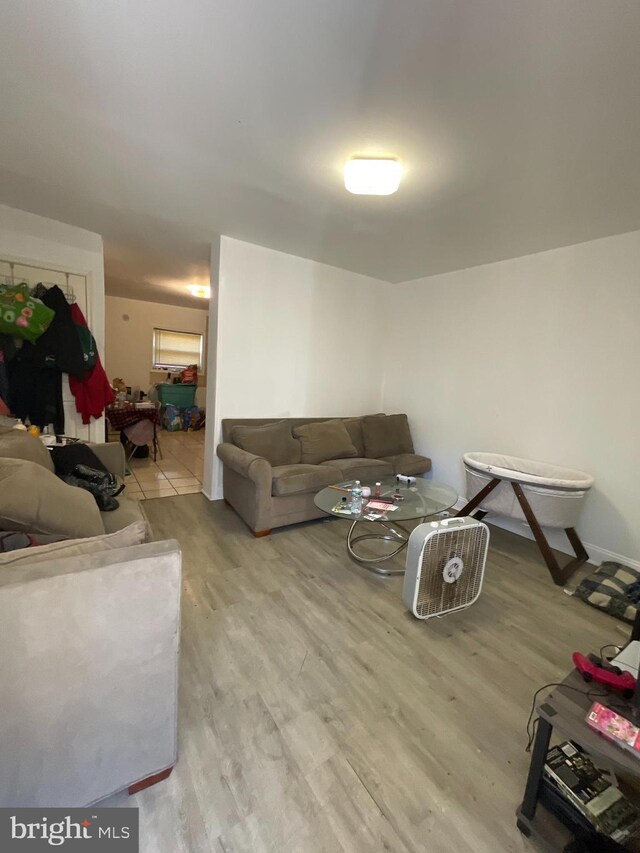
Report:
452,499,640,571
580,543,640,572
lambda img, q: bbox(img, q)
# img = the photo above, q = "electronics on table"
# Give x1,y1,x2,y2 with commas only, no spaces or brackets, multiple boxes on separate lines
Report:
543,740,640,846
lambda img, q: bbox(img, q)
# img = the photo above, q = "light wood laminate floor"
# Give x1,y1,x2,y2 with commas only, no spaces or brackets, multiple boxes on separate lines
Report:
106,495,625,852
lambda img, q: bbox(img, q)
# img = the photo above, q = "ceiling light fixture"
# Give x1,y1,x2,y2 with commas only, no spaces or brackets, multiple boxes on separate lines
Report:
188,284,211,299
344,156,402,195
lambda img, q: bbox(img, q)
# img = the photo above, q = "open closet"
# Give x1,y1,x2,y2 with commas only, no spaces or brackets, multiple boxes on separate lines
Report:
0,258,106,441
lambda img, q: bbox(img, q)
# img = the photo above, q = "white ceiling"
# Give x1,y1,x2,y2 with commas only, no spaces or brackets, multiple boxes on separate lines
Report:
1,0,639,305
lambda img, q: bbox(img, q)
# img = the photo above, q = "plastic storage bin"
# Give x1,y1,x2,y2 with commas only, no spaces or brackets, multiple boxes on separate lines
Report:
157,383,197,409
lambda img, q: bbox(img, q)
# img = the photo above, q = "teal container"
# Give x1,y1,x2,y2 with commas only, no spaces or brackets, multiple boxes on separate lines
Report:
157,383,197,408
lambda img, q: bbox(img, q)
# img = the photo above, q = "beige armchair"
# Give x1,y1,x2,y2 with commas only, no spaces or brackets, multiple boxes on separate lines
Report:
0,540,181,807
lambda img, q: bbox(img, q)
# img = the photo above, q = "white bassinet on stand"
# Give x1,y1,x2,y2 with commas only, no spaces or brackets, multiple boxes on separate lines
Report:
457,452,594,585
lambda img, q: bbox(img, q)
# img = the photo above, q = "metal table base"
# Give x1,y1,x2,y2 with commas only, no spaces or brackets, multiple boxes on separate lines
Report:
347,518,416,575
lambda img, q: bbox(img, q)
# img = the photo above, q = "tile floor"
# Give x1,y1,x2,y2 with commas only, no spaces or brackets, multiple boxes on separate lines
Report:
119,428,205,500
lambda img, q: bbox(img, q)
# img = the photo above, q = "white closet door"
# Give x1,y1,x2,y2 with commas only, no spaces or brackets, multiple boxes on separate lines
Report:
0,262,90,439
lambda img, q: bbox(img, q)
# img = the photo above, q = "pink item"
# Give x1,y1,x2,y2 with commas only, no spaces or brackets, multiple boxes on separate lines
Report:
587,702,640,753
573,651,636,697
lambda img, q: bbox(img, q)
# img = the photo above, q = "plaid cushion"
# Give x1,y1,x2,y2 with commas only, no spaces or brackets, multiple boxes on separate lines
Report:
575,561,640,623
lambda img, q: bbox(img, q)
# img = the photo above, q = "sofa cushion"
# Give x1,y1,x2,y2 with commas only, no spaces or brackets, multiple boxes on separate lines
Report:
342,418,365,456
101,495,151,537
0,458,104,539
272,463,342,497
0,520,148,567
362,413,414,458
381,453,432,476
342,414,384,457
293,419,357,465
321,457,393,483
232,420,301,467
0,430,55,472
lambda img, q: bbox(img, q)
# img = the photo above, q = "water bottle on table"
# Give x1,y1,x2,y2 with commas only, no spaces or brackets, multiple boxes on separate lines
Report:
351,480,363,513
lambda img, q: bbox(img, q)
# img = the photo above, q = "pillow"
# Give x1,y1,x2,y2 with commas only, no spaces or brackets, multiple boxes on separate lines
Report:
574,561,640,624
0,458,104,539
293,419,358,465
0,430,55,472
362,414,415,458
0,520,148,567
343,414,385,457
231,420,301,467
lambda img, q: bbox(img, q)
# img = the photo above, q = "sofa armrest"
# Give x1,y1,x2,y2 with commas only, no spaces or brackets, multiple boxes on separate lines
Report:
0,540,181,807
217,443,272,535
217,442,271,486
90,441,126,479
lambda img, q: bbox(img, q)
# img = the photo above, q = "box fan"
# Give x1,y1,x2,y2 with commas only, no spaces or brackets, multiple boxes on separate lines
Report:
403,517,489,620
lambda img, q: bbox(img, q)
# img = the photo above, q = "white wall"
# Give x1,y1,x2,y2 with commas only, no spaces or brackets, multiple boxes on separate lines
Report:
0,204,105,442
203,236,385,498
202,236,221,500
382,229,640,567
105,295,208,398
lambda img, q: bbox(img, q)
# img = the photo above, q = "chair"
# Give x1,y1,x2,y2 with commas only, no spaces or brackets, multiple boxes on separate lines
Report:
123,412,162,462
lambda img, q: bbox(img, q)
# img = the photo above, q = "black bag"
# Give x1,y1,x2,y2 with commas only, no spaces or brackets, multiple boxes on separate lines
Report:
63,464,125,512
50,443,109,476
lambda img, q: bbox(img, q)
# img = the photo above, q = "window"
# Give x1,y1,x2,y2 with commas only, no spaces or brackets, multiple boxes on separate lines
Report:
152,328,204,371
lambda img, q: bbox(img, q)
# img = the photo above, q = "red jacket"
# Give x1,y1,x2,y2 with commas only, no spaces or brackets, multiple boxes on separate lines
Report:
68,304,115,424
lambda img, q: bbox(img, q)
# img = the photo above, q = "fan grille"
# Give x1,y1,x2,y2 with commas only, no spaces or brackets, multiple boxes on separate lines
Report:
415,524,488,618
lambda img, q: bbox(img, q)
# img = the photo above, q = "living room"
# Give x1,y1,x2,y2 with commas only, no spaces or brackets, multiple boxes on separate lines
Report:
1,2,640,852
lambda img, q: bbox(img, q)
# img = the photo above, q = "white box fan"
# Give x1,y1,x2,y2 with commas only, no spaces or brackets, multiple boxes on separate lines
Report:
403,517,490,620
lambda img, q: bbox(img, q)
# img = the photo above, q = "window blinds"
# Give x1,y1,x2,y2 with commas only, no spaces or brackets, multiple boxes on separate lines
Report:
153,328,203,370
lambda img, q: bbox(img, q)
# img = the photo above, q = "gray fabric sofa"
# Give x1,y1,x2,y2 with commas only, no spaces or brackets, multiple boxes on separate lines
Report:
0,429,150,539
0,431,181,807
217,413,430,536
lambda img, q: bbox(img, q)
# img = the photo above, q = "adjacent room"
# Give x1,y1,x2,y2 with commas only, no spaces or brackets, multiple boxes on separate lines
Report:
1,2,640,852
104,293,208,498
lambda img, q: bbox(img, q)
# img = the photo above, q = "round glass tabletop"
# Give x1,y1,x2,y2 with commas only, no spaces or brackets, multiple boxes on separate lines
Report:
314,476,458,522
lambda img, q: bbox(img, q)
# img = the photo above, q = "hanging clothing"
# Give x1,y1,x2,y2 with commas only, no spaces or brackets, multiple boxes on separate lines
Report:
68,303,115,424
31,284,85,378
8,347,64,432
0,333,17,409
6,285,76,433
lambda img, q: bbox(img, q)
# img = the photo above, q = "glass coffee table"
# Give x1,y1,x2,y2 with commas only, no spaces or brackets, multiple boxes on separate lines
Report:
314,477,458,575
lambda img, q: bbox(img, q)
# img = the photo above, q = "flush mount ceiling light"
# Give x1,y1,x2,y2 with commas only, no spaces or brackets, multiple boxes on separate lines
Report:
188,284,211,299
344,156,402,195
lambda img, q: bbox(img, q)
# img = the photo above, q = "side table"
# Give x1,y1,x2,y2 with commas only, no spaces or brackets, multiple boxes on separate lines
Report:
518,666,640,850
